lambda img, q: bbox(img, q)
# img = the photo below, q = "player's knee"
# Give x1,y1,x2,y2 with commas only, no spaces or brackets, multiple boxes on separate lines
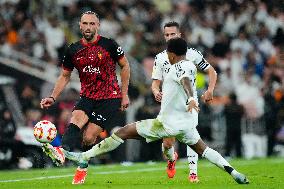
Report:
163,142,173,149
71,110,88,127
163,139,174,149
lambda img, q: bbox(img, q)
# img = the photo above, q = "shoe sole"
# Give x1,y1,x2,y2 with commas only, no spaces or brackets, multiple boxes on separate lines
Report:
42,144,64,166
72,180,85,185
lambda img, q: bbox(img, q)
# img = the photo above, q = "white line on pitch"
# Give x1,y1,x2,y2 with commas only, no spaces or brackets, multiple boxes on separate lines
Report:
1,159,282,183
0,166,178,183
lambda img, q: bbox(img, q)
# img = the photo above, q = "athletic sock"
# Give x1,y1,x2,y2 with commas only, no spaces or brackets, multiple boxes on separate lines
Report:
82,144,94,152
162,144,175,161
187,146,198,175
83,133,124,160
202,147,235,174
61,123,81,151
78,164,88,169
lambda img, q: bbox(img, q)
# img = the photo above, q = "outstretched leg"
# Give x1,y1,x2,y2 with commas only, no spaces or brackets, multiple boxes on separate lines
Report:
64,122,141,163
190,139,249,184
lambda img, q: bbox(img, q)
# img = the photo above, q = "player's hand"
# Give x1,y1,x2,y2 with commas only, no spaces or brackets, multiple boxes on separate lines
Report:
120,95,130,111
187,100,200,113
40,97,55,109
201,90,213,103
153,91,163,102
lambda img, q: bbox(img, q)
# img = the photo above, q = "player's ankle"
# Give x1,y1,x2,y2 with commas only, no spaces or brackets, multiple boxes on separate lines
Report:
77,167,87,171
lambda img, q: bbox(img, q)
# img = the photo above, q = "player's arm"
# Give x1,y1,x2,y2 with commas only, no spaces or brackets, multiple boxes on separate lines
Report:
202,64,217,103
180,77,199,113
151,79,162,102
40,69,71,109
50,69,72,99
189,48,217,103
118,56,130,111
151,55,164,102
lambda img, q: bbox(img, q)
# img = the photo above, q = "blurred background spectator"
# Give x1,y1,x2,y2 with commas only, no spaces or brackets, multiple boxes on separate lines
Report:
0,0,284,168
224,93,244,158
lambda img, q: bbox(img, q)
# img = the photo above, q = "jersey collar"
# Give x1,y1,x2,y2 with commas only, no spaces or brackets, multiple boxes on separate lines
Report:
80,35,101,47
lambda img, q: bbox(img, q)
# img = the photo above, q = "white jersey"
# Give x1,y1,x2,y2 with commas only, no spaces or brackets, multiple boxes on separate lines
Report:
157,60,198,131
152,48,210,81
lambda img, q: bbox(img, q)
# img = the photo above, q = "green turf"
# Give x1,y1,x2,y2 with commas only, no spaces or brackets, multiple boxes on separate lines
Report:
0,157,283,189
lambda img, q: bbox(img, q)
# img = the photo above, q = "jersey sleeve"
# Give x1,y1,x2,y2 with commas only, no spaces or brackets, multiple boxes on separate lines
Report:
61,46,74,71
152,55,163,80
186,48,210,71
110,39,125,62
174,61,196,84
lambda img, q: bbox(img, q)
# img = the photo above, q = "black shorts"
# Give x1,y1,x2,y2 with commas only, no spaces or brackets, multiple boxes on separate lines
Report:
74,97,121,129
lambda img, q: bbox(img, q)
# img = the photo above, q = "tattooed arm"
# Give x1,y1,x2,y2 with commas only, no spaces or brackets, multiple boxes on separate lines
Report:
180,77,200,113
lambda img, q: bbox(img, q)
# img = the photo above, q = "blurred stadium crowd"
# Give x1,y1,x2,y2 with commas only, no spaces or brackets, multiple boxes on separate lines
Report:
0,0,284,169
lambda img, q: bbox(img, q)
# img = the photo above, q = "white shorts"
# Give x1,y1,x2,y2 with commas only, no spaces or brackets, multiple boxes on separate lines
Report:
136,119,200,145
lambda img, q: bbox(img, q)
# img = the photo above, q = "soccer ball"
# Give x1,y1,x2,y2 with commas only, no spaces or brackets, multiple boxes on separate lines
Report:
33,120,57,143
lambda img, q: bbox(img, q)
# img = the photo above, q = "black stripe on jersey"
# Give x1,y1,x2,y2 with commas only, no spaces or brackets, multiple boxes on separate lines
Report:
175,64,185,78
198,58,209,70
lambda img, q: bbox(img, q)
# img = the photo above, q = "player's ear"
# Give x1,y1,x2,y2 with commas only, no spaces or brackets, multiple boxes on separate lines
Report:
167,52,174,63
78,21,81,27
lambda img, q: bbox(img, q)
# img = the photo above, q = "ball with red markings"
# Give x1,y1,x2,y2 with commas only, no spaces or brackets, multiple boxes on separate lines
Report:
33,120,57,143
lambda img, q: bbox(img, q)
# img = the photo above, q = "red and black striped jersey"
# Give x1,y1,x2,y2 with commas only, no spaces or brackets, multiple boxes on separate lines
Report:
62,35,124,100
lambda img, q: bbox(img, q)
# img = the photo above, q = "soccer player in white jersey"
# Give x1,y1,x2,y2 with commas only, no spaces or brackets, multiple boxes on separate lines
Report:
64,38,249,185
152,21,217,182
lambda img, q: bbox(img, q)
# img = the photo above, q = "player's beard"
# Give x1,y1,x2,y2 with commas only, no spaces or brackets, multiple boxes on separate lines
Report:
83,30,96,42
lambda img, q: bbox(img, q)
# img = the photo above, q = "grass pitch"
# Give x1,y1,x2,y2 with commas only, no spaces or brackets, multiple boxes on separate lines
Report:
0,157,283,189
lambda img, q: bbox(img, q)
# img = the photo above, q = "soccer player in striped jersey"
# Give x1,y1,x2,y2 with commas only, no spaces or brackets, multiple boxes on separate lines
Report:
151,21,217,182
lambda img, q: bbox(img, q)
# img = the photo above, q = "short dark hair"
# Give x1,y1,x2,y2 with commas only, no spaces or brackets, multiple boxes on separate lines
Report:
163,21,180,29
80,11,99,20
167,38,188,56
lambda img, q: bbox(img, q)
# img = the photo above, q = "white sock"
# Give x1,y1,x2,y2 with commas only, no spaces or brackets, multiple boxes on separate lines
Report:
162,143,175,161
187,146,198,175
202,147,233,172
83,133,124,160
